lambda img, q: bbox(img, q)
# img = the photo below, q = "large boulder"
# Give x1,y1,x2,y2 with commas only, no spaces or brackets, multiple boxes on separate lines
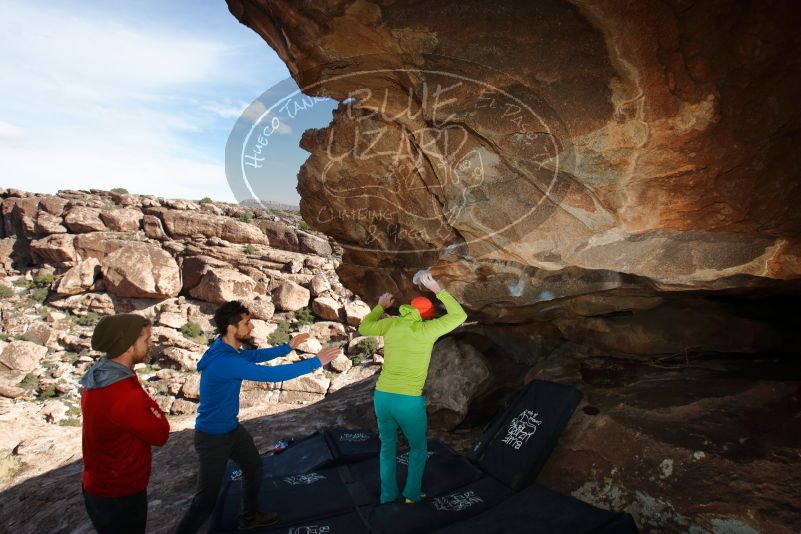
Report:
311,296,342,321
102,242,181,298
160,210,267,244
30,234,76,264
309,273,331,296
271,281,310,312
180,255,230,292
142,214,167,240
189,267,257,304
0,341,48,373
424,337,492,430
99,208,143,232
73,232,134,261
344,300,372,326
63,206,107,233
54,258,101,295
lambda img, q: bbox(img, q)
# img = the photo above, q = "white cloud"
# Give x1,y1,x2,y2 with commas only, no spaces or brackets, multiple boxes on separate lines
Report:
0,121,26,142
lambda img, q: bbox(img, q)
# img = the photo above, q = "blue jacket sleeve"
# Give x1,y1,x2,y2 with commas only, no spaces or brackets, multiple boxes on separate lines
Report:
242,343,292,363
215,356,321,383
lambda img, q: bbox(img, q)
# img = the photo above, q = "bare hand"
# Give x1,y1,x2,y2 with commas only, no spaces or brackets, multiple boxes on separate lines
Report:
378,292,394,308
316,345,341,365
418,272,443,293
289,332,311,350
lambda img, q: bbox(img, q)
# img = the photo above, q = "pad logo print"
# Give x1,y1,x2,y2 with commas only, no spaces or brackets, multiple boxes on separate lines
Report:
289,526,331,534
432,490,483,512
502,409,543,450
229,468,243,481
397,450,436,465
283,473,326,485
339,432,371,442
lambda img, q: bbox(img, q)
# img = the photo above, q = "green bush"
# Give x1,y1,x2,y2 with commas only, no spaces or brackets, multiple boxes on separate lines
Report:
267,320,290,346
38,384,58,399
180,322,205,342
59,405,82,427
0,286,13,299
297,220,310,232
29,287,49,304
294,307,315,326
31,287,50,304
242,244,257,254
199,197,213,204
32,274,54,288
18,373,38,390
354,337,379,357
74,311,100,327
110,187,129,194
237,212,253,223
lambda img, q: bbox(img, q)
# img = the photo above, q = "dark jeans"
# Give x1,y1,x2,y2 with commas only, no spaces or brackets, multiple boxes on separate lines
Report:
174,424,262,534
82,486,147,534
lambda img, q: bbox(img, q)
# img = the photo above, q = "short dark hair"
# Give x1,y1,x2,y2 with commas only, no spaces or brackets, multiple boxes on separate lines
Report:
213,301,250,337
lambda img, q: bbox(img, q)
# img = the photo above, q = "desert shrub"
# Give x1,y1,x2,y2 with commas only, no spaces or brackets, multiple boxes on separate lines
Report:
0,286,13,299
293,307,315,326
199,197,213,204
180,322,205,343
110,187,129,194
74,311,100,327
242,244,257,254
29,287,49,304
267,320,290,345
238,212,253,223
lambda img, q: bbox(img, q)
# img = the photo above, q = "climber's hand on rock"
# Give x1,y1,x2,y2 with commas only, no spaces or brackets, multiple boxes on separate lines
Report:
378,293,394,308
419,272,443,293
316,345,341,365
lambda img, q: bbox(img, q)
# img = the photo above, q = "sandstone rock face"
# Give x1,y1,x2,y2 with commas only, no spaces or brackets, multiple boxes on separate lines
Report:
160,210,267,244
142,214,167,240
311,296,342,321
344,300,371,326
63,207,107,233
309,273,331,296
228,0,801,326
54,258,101,295
529,352,801,534
180,255,230,292
271,281,310,311
189,267,257,304
30,234,76,264
99,208,143,232
102,242,182,299
424,337,491,430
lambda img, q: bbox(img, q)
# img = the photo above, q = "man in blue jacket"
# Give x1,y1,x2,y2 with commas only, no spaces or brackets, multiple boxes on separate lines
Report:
174,301,340,533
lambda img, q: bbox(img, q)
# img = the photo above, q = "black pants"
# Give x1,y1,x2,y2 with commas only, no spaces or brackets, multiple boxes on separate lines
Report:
174,424,262,534
83,486,147,534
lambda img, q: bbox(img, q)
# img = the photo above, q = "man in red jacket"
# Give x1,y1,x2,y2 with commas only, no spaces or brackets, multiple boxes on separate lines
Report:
80,313,170,534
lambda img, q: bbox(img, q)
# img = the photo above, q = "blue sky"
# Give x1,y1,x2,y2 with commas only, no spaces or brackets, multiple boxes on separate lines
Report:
0,0,335,205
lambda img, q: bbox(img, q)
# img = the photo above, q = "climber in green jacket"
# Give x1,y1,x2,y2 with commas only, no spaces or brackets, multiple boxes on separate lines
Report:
358,271,468,504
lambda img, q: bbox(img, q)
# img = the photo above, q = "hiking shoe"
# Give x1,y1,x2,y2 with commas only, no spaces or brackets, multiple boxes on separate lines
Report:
404,493,427,504
238,511,279,530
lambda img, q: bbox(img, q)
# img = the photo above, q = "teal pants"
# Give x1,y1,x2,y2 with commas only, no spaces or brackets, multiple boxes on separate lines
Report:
373,389,428,503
